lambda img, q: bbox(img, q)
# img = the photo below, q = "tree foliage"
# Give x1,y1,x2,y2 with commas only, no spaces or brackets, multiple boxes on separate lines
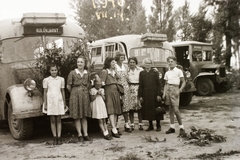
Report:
70,0,147,40
148,0,175,41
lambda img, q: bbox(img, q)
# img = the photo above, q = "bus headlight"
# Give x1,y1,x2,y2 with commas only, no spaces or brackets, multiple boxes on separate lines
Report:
215,70,219,75
185,71,191,78
24,78,36,96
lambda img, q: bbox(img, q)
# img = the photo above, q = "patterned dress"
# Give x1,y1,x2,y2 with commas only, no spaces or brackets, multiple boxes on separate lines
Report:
67,69,91,119
115,64,131,112
127,66,143,111
43,76,65,115
90,88,108,119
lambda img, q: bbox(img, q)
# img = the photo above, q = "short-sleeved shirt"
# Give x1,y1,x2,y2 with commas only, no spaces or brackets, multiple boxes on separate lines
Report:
164,67,183,85
128,66,143,83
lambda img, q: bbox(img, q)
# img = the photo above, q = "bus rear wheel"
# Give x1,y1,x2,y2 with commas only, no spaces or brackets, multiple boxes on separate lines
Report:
180,92,193,106
8,101,33,140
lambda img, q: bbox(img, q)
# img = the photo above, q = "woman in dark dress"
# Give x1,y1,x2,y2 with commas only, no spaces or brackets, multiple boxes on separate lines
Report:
99,57,122,138
138,58,163,132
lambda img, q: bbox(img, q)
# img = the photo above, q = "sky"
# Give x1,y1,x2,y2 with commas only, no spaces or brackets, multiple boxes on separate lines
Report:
0,0,202,21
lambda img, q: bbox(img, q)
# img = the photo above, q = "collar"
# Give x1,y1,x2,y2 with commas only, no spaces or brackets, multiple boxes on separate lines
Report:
106,69,116,77
75,69,88,75
49,76,59,80
169,67,177,71
115,63,126,71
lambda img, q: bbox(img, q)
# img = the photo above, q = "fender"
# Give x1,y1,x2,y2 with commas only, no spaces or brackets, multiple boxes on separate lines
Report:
6,84,44,119
193,72,215,84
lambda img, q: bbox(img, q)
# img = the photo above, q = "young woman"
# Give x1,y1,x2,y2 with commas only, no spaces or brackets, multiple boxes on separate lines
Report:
67,56,91,142
43,63,66,145
99,57,122,138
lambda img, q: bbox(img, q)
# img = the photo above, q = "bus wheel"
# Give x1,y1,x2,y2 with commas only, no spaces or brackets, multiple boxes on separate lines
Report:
180,92,193,106
8,101,33,140
196,78,214,96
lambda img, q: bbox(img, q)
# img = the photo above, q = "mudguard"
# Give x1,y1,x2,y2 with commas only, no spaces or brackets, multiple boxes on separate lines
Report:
6,84,44,119
193,72,215,83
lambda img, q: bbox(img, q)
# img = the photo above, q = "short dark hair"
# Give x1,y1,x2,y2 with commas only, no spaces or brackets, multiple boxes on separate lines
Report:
128,57,138,65
167,56,177,62
114,51,125,62
47,63,58,72
103,57,115,69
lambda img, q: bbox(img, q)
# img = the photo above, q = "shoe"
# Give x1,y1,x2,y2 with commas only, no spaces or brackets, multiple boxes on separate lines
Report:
156,126,161,132
117,128,122,135
145,126,154,131
165,128,175,134
139,125,143,131
104,134,112,140
83,136,92,141
53,137,57,145
130,125,135,131
111,130,120,138
124,126,132,133
179,128,186,136
57,137,62,145
78,136,83,142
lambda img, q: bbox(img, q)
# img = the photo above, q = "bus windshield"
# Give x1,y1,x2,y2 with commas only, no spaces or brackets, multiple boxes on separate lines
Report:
2,36,79,63
129,47,174,62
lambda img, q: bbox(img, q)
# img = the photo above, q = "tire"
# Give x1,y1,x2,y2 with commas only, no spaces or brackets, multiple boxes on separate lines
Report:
180,92,193,106
8,101,33,140
196,78,214,96
214,82,229,93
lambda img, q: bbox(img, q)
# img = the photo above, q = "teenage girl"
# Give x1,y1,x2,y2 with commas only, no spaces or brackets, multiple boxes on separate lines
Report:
43,63,66,145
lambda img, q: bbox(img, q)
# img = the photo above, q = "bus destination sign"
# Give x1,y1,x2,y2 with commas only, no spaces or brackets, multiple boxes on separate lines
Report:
23,26,63,35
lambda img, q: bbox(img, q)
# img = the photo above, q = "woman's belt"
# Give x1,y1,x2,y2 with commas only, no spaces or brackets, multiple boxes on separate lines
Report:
167,83,179,87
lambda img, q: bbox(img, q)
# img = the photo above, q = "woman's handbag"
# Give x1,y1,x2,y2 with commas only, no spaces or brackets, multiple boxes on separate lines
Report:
155,106,166,114
116,84,124,96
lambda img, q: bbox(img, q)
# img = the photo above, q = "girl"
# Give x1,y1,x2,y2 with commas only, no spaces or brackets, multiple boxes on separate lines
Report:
43,63,66,145
90,77,112,140
67,56,91,142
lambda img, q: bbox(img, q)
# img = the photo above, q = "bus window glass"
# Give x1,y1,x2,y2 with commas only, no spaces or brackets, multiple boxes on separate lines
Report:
192,50,212,61
91,47,102,64
129,48,174,63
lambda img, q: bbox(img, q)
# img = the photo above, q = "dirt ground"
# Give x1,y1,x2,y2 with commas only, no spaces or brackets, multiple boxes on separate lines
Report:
0,90,240,160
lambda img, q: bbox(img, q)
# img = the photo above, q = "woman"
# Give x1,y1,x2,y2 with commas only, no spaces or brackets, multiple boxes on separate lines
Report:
114,52,132,132
138,58,163,132
99,57,122,138
127,57,144,131
67,56,91,142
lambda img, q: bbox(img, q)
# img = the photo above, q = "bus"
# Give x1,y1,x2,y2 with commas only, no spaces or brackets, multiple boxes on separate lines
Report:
89,34,196,106
170,41,230,96
0,13,86,140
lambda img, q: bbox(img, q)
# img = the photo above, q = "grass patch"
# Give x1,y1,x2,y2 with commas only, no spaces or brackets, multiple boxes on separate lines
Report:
140,135,166,143
118,153,143,160
105,144,125,152
195,149,240,159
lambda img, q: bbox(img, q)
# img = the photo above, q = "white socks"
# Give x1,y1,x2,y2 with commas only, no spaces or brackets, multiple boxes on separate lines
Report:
125,123,130,128
112,128,118,134
170,124,184,129
103,130,109,136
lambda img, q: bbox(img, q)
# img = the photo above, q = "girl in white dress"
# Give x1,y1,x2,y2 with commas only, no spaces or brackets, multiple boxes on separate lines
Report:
90,77,111,140
43,64,66,145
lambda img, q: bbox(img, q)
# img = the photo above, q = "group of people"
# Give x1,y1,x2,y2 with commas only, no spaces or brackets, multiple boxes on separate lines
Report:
42,52,186,145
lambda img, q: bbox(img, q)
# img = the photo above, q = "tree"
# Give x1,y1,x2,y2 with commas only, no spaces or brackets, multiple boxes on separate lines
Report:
190,2,212,42
70,0,147,40
147,0,175,41
206,0,240,70
174,0,192,41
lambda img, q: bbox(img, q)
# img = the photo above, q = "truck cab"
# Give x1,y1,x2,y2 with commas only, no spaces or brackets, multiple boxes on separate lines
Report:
170,41,230,96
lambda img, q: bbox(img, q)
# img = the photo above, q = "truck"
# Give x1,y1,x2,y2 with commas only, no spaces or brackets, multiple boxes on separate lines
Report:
0,13,86,140
170,41,230,96
88,34,196,106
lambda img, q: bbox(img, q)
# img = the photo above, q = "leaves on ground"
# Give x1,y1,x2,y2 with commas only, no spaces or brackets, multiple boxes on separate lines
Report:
140,135,166,143
178,126,226,146
195,149,240,159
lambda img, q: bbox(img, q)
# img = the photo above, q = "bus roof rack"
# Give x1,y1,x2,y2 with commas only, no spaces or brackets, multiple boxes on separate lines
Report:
141,33,167,42
20,13,66,27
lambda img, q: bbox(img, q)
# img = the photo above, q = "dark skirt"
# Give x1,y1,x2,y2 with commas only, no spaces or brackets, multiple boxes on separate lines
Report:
104,85,122,115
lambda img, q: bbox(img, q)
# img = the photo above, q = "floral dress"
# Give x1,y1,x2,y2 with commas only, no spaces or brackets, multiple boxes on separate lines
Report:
67,69,91,119
115,64,131,112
